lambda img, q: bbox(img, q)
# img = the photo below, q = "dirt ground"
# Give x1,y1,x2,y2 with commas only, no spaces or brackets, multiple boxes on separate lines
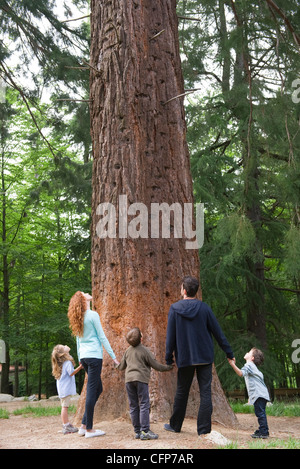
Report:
0,400,299,450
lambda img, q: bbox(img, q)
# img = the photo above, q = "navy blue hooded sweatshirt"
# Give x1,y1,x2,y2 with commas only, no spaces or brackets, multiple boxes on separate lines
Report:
165,299,234,368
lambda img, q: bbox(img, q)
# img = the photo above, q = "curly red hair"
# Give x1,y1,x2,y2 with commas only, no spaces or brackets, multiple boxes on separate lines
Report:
67,291,86,337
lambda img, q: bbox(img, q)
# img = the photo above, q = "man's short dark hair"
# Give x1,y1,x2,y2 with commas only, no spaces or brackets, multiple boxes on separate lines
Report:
182,276,199,297
126,327,142,347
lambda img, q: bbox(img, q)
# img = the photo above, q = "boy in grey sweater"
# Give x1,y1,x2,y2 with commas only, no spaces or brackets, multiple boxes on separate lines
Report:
117,327,172,440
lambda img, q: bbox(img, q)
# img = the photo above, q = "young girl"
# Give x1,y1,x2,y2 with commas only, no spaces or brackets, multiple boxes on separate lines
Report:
51,344,78,435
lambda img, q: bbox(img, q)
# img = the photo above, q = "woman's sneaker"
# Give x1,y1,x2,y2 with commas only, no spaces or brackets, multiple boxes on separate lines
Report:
140,430,158,440
85,429,106,438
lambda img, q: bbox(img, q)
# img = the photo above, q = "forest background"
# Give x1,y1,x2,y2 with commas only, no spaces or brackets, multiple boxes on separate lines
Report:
0,0,299,399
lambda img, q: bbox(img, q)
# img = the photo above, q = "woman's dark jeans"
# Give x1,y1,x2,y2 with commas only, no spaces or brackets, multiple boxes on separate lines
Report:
80,358,103,430
170,364,213,435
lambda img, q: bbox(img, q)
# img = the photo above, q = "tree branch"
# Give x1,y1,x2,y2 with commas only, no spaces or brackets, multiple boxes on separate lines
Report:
162,88,202,105
265,0,300,50
61,14,90,24
0,61,57,159
177,15,202,23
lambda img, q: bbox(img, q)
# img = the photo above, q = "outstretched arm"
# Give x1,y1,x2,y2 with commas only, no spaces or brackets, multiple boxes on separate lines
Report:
228,358,243,377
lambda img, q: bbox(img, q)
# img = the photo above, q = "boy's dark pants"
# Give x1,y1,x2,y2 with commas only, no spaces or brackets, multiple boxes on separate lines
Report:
170,364,213,435
254,397,269,435
126,381,150,433
80,358,103,430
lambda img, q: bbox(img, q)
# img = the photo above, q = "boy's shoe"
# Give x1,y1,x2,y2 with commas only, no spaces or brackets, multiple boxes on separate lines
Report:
135,432,141,439
62,423,78,434
85,429,106,438
78,427,86,436
140,430,158,440
251,431,269,439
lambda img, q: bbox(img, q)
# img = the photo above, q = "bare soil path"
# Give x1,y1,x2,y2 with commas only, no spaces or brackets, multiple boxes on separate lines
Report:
0,400,299,450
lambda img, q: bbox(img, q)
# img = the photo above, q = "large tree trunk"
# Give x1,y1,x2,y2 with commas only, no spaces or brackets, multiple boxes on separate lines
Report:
75,0,237,429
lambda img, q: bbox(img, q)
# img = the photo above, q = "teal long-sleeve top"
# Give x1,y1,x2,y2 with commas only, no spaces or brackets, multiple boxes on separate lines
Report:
76,309,116,361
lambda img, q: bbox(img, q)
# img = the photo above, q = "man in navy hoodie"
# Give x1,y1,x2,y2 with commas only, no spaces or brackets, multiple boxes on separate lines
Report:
164,276,235,435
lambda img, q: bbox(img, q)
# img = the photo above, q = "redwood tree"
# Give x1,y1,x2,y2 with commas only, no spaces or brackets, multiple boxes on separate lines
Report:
75,0,236,428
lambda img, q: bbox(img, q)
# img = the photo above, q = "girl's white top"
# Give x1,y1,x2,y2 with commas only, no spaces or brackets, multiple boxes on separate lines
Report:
56,360,76,398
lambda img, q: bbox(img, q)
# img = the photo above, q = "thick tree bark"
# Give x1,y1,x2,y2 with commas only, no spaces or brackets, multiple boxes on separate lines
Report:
75,0,237,428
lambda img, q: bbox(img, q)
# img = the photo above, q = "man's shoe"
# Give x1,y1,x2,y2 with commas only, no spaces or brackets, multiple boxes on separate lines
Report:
164,423,176,433
140,430,158,440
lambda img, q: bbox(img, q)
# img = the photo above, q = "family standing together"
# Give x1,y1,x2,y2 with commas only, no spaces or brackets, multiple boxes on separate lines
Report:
51,276,270,441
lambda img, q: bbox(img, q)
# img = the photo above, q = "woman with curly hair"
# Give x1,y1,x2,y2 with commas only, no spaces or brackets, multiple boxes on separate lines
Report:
68,291,119,438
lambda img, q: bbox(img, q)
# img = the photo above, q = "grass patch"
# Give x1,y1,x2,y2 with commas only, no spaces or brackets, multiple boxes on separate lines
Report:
230,399,300,417
0,408,10,419
248,437,300,450
12,404,76,417
221,437,300,450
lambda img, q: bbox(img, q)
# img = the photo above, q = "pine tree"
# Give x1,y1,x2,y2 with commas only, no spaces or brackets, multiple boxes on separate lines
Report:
179,0,300,388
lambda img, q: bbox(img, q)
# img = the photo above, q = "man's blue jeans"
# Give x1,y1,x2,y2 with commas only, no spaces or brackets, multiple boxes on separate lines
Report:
80,358,103,430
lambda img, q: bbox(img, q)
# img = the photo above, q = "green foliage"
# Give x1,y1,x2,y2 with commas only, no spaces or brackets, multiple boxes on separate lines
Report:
178,0,300,390
0,0,91,396
0,408,9,419
215,213,256,264
285,226,300,279
0,87,91,396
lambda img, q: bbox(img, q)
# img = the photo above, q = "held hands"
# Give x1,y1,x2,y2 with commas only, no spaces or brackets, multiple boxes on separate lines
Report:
227,357,243,377
113,358,120,366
